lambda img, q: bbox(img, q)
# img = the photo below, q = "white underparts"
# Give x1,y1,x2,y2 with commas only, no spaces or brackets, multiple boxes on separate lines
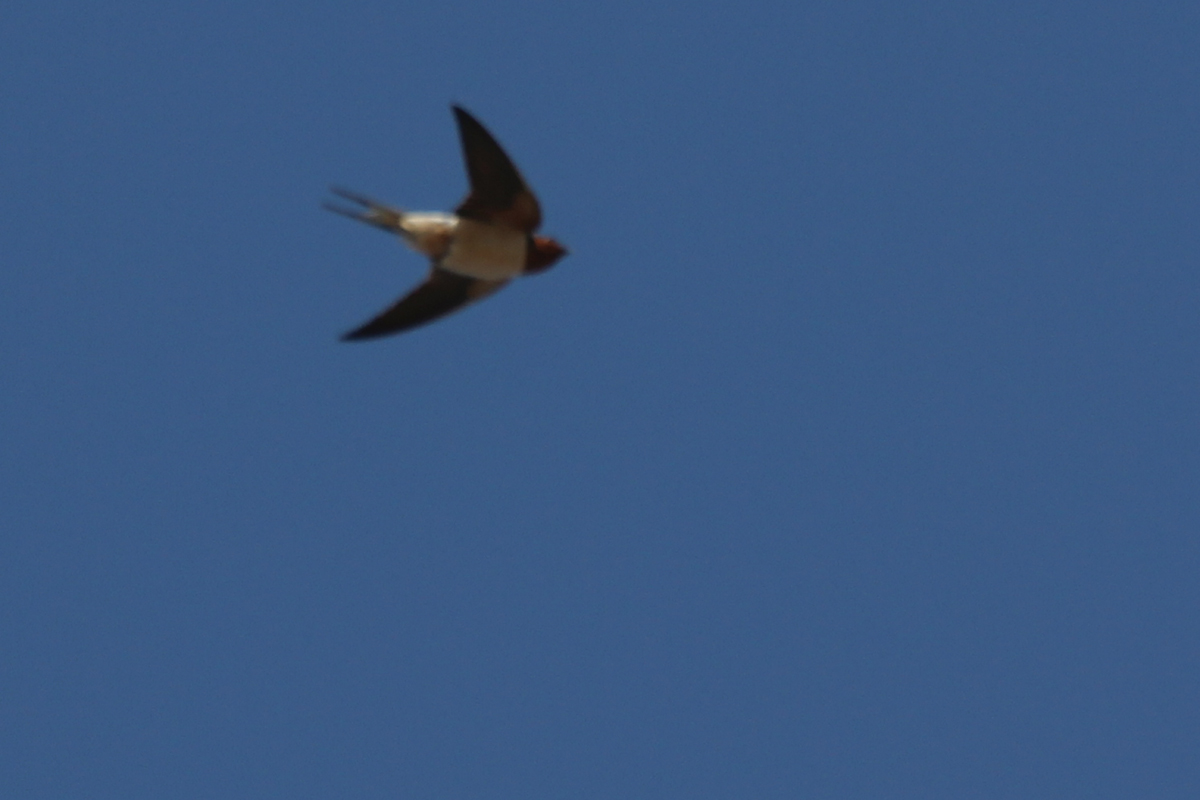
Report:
397,212,458,259
398,213,528,281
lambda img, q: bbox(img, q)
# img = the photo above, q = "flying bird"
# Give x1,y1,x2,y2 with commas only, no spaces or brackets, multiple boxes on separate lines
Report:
325,105,568,340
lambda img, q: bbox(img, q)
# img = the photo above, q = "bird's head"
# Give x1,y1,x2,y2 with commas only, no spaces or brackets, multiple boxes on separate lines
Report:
526,236,568,273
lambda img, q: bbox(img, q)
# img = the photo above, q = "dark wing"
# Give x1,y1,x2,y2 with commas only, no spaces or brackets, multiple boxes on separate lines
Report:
341,267,508,340
452,105,542,233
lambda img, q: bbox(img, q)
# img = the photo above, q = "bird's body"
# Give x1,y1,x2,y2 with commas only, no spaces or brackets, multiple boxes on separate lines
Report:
325,106,567,340
392,212,458,260
444,220,526,280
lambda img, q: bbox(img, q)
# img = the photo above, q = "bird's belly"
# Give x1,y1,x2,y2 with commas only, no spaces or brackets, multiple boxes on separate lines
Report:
399,212,459,258
440,218,527,280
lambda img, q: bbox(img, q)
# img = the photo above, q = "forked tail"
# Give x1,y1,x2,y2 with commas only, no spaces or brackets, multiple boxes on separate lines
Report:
323,186,405,233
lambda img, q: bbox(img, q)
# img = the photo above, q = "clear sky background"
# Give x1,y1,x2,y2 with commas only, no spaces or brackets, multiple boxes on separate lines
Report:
2,2,1198,798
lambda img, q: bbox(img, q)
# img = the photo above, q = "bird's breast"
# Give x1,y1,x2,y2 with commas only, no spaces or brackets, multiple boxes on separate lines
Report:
440,218,528,280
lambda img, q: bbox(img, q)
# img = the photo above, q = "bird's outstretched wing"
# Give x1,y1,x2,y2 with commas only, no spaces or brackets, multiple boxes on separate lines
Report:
342,267,508,340
452,105,542,233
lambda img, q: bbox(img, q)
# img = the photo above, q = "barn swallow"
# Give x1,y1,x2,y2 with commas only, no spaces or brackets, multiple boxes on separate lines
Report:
325,105,568,340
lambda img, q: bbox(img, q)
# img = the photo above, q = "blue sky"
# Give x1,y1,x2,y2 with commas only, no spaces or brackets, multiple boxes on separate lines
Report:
2,2,1198,797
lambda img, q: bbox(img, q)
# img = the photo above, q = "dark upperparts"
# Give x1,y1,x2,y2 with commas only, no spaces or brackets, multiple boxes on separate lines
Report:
340,269,507,340
453,105,543,234
525,235,568,273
